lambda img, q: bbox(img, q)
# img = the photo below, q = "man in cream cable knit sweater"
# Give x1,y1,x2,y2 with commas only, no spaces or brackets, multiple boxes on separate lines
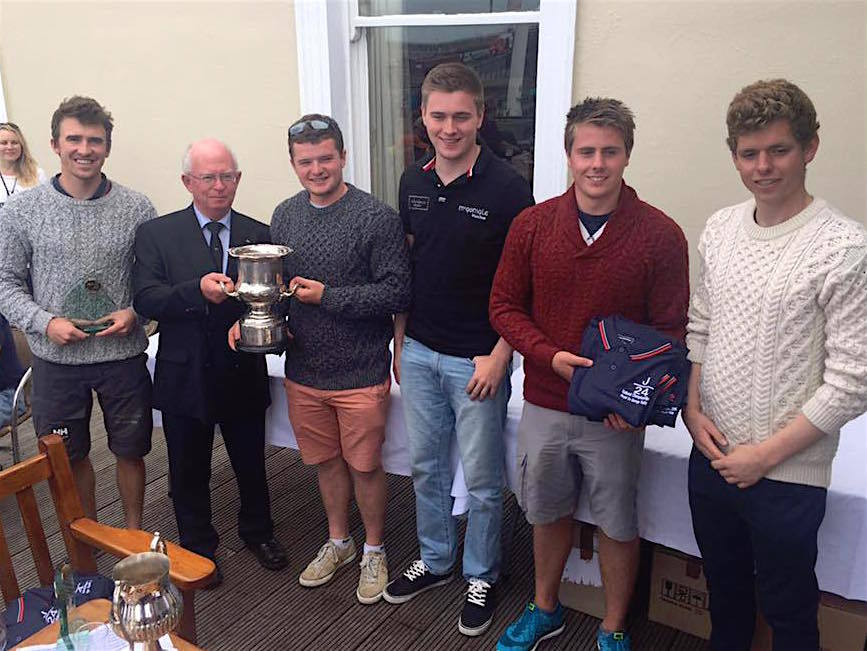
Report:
0,96,156,530
684,79,867,650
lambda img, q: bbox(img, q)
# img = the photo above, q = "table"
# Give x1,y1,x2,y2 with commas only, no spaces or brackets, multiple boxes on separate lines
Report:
12,599,199,650
145,336,867,600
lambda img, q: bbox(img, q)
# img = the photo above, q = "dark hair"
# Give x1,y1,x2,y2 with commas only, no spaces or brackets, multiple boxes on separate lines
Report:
726,79,819,153
421,62,484,113
51,96,114,152
565,97,635,155
288,113,344,159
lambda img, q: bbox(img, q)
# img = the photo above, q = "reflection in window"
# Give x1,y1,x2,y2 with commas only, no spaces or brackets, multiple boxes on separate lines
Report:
359,0,540,17
368,23,539,208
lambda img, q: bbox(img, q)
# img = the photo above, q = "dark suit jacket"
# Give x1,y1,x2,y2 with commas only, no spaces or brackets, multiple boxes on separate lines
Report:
133,206,271,423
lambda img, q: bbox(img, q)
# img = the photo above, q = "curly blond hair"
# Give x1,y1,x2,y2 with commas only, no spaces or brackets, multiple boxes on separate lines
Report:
726,79,819,153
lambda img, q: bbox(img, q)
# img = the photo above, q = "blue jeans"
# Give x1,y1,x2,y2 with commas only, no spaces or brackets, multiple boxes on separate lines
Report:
400,336,510,582
0,386,25,428
689,447,826,651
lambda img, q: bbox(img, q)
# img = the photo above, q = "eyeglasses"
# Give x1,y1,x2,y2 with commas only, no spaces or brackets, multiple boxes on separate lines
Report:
288,119,331,138
0,122,19,130
185,172,239,186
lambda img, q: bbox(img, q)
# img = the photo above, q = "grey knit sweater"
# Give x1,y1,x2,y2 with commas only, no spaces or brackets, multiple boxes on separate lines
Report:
0,182,157,365
271,184,411,390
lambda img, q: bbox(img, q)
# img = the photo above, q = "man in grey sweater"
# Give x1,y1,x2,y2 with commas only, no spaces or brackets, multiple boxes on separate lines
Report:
0,96,155,529
231,114,410,603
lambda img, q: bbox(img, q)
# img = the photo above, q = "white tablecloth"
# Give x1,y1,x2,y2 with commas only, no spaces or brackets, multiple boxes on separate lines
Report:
146,336,867,600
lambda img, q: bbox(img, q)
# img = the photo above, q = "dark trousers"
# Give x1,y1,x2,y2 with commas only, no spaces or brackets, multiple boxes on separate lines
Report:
162,412,274,560
688,447,826,651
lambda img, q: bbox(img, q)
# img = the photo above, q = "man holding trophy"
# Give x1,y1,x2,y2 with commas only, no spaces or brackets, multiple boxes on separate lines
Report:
133,139,288,585
231,114,410,604
0,96,155,530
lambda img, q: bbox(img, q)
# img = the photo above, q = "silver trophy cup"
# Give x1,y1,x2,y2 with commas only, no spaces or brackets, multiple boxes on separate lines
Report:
110,532,183,651
222,243,295,353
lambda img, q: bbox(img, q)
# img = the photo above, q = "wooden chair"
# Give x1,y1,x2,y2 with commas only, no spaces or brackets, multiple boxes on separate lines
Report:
0,327,33,465
0,434,215,644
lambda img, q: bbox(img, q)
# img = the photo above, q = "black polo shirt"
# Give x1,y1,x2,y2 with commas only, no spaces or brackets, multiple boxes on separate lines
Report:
399,145,534,357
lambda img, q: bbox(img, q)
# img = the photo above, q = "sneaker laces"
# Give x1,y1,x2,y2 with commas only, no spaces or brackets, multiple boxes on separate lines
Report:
402,559,429,581
314,541,338,565
359,552,383,583
511,603,541,638
466,578,491,607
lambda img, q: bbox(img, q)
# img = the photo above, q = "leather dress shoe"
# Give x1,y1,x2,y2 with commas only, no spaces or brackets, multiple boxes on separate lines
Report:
247,538,289,571
202,562,224,590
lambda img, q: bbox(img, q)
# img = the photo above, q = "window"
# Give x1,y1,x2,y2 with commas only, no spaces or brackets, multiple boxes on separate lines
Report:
294,0,576,205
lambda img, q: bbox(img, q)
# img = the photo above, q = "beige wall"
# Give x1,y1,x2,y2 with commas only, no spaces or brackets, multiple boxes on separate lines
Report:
0,1,302,221
1,0,864,258
573,0,867,272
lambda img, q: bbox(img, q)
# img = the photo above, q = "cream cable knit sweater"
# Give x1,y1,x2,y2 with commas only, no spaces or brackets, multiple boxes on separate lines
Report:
687,198,867,488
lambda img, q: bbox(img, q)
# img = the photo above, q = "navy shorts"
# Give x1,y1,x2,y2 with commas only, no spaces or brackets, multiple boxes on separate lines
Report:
31,353,153,462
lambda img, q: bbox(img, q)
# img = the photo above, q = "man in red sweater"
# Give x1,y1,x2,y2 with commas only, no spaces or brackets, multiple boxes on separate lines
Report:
490,98,689,651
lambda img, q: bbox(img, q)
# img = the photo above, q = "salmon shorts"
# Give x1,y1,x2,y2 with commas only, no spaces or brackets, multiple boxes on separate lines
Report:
284,378,390,472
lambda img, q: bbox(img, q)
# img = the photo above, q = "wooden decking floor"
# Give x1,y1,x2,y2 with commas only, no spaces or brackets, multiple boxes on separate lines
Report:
1,409,709,650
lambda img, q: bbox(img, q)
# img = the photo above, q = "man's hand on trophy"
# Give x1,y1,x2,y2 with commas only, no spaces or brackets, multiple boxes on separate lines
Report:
95,307,137,337
228,320,241,351
46,317,89,345
289,276,324,305
201,272,234,304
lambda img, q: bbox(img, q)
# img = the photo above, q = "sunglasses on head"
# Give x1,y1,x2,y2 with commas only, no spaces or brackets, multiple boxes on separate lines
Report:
0,122,19,130
288,119,331,138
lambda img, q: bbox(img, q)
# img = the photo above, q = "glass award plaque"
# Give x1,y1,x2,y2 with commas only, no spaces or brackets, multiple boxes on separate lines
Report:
62,277,117,333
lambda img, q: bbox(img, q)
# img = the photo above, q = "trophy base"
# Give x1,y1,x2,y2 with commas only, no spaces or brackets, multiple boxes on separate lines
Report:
238,318,288,355
237,341,287,354
72,320,112,334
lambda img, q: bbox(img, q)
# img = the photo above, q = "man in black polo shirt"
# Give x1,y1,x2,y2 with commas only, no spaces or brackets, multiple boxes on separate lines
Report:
383,62,534,637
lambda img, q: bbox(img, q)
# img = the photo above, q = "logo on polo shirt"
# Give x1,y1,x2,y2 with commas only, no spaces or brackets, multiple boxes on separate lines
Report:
408,195,430,211
620,377,655,406
458,204,489,221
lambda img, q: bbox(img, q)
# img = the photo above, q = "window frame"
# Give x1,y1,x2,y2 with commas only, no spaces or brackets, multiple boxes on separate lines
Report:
294,0,576,203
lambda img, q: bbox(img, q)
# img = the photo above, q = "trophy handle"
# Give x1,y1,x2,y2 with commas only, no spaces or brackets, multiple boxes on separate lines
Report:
280,282,300,300
219,281,240,298
150,531,167,555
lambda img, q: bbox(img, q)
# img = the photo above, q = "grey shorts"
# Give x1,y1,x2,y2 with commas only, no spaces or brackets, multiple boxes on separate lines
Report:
516,401,644,541
31,353,153,462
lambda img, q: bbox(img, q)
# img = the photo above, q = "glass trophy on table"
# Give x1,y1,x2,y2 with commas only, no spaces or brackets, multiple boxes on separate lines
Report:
62,276,117,334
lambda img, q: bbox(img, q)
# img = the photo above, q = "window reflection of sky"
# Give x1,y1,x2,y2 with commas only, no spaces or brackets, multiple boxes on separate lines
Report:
359,0,540,17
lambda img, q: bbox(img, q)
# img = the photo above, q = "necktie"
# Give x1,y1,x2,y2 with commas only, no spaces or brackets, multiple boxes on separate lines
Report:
205,221,224,273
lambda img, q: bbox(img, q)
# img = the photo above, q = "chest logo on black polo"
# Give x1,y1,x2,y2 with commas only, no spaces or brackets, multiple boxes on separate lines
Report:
458,204,489,221
408,195,430,211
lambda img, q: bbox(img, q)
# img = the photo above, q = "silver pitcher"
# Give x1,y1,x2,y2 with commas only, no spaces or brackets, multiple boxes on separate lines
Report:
110,532,183,651
222,243,295,353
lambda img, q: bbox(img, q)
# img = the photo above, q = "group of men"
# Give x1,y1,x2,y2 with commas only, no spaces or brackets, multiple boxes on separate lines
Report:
0,63,863,651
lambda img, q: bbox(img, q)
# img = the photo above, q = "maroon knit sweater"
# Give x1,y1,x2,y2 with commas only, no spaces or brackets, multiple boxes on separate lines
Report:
490,182,690,413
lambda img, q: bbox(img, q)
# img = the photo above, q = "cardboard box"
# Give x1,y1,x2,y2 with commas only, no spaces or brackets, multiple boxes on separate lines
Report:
649,545,867,651
647,545,711,639
558,521,606,619
752,594,867,651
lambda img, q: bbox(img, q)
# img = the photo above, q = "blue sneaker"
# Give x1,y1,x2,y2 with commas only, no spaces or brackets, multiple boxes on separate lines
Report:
497,602,565,651
597,627,631,650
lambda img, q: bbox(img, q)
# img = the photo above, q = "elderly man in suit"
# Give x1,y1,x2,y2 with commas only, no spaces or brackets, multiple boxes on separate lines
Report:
133,139,287,586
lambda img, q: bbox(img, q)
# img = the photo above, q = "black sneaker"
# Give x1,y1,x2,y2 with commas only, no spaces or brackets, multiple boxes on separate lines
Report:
382,559,452,604
459,578,495,636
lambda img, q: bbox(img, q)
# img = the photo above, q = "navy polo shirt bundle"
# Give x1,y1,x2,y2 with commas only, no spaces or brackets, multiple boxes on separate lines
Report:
567,315,689,427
